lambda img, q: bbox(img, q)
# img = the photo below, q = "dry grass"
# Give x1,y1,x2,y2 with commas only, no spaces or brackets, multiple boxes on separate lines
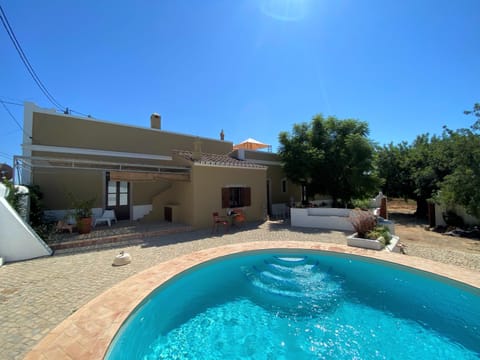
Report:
387,198,417,214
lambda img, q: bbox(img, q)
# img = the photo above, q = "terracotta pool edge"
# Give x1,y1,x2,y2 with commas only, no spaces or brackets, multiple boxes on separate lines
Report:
24,241,480,360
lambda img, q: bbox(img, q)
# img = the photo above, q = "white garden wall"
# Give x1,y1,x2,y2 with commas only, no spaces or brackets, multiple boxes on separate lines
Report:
434,203,479,227
291,208,354,232
0,183,52,263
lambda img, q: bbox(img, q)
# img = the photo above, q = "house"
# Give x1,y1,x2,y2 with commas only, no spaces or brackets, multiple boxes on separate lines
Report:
15,102,301,229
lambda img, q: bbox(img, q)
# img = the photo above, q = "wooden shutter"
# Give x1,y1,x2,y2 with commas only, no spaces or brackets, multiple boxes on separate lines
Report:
242,187,251,207
221,187,230,208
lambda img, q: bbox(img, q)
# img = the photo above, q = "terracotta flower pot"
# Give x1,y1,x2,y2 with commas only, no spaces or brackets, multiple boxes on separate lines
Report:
77,217,93,234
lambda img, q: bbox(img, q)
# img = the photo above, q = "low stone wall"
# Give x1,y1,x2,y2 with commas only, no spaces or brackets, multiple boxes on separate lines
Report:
291,207,354,232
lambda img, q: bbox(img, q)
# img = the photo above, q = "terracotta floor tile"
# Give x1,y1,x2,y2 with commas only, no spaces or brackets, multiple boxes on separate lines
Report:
63,340,89,359
43,347,73,360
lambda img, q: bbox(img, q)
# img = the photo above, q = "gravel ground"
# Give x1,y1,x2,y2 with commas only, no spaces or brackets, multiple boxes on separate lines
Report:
390,214,480,272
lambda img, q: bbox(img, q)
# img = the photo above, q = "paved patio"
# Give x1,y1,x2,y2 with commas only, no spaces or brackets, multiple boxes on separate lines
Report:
0,221,478,360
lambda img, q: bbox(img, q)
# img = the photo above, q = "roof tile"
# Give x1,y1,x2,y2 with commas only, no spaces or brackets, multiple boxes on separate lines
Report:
172,150,266,169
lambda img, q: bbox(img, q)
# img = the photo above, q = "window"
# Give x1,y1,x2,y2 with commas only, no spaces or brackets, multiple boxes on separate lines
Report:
281,178,287,193
107,180,129,206
222,187,251,208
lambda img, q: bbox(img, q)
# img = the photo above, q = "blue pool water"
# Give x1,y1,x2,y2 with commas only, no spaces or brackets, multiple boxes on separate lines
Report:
106,251,480,359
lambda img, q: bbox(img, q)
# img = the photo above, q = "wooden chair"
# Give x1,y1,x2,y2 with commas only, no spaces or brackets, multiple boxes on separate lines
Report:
212,212,229,234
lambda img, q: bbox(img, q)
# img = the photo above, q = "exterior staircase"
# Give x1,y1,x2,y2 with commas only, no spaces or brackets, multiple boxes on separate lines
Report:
140,184,173,223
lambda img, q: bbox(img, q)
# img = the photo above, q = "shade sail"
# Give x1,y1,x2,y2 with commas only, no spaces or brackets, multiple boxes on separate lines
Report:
233,138,270,151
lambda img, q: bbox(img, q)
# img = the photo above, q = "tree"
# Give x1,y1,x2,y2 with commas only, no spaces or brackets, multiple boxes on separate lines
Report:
463,102,480,123
437,104,480,218
278,122,324,204
375,141,414,199
406,133,457,217
279,114,379,207
374,103,480,219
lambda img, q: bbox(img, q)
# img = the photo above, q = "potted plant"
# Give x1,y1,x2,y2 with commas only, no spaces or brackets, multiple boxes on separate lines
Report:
347,210,390,250
69,194,96,234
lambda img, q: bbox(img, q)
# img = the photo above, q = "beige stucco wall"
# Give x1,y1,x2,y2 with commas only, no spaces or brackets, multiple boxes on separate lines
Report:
144,180,194,224
237,149,278,162
267,164,299,204
26,109,294,226
233,149,302,205
31,112,232,157
33,165,180,216
190,165,267,228
32,168,102,210
131,180,171,205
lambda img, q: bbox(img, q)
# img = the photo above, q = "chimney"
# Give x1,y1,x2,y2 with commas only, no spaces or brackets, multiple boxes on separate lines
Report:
192,138,202,161
237,148,245,160
150,113,161,129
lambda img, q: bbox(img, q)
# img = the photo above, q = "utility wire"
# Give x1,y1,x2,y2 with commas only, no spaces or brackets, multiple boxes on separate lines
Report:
0,99,22,106
70,109,92,118
0,150,14,162
0,5,65,111
0,98,92,117
0,154,13,161
0,100,31,138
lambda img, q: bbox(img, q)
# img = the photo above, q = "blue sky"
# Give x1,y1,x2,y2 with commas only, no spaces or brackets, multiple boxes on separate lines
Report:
1,0,479,166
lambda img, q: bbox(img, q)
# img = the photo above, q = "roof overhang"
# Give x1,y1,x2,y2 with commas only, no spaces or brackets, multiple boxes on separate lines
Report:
14,155,190,182
109,170,189,182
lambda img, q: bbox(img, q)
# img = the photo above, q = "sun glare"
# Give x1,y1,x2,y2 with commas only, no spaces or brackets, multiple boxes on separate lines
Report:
260,0,310,21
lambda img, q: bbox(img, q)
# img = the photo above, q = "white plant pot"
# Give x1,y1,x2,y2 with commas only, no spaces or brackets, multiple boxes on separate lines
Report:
347,233,384,250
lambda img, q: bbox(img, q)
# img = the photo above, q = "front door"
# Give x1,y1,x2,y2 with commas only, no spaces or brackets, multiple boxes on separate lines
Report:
106,178,130,220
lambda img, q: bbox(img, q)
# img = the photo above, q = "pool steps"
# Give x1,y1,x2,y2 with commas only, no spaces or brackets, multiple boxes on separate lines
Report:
243,256,342,305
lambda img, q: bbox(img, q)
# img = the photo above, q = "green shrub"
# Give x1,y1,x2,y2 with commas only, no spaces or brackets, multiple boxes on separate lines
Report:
67,193,96,220
2,178,23,212
352,198,372,210
366,226,392,245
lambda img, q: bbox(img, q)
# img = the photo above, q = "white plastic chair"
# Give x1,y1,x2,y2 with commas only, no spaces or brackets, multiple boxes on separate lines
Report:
93,209,117,227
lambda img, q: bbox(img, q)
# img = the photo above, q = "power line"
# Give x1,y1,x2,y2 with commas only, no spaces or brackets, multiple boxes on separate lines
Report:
0,151,14,163
0,99,22,106
0,5,64,111
70,109,93,118
0,98,92,118
0,95,24,103
0,100,31,138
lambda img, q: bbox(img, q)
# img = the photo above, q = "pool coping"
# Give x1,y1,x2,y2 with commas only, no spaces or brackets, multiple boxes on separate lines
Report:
24,241,480,360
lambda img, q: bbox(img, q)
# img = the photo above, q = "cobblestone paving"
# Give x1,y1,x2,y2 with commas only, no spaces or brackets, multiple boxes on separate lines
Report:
0,221,478,360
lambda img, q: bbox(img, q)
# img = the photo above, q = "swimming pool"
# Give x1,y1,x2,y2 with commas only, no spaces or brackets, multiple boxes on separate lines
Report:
106,250,480,359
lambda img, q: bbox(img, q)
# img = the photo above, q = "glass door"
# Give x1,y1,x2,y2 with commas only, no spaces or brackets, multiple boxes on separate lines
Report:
106,178,130,220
